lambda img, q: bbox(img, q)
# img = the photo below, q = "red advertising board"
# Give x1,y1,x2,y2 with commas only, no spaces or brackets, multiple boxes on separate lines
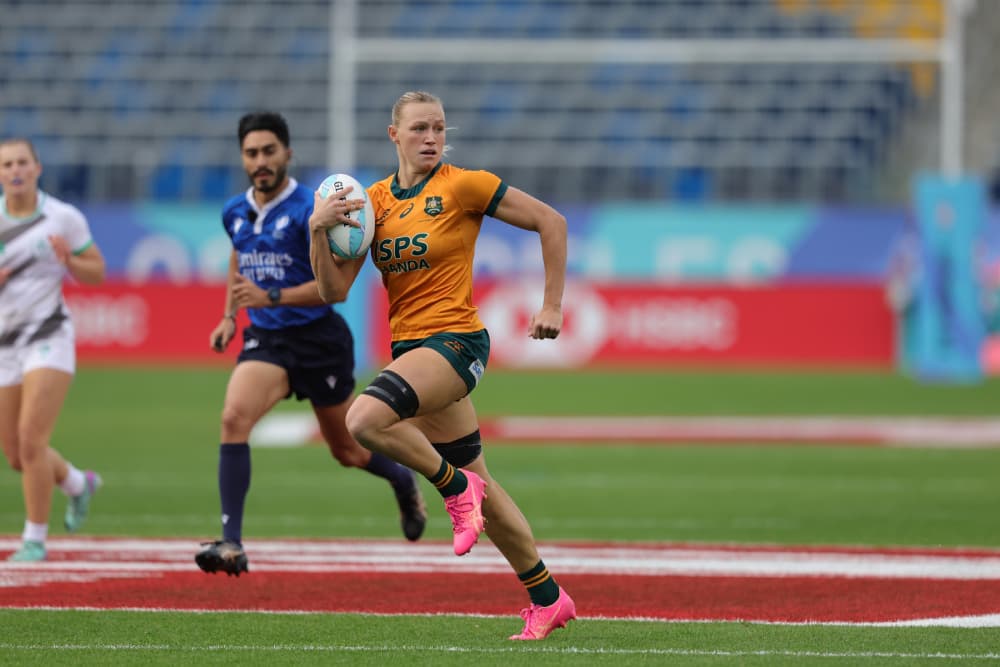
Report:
67,280,894,368
370,280,895,368
65,282,244,364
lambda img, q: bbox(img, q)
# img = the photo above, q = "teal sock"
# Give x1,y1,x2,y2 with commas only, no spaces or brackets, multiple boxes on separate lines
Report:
518,560,560,607
427,459,468,497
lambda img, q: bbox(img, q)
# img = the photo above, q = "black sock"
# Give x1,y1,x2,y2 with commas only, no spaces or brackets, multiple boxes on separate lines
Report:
364,451,414,490
518,560,561,607
427,459,468,497
218,442,251,545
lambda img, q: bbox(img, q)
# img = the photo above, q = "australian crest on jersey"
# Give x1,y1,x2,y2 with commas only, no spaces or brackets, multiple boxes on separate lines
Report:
423,196,443,216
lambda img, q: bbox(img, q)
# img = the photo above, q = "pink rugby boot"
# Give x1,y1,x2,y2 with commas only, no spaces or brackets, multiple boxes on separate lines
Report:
443,470,487,556
509,587,577,640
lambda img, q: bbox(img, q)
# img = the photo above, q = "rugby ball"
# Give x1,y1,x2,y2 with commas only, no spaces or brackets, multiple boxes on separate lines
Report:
317,173,375,259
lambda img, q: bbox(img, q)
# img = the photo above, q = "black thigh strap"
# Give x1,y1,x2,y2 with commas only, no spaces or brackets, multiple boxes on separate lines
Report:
432,429,482,468
362,370,420,419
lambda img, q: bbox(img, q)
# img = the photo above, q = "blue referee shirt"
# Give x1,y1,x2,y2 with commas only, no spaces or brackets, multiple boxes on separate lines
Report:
222,178,330,329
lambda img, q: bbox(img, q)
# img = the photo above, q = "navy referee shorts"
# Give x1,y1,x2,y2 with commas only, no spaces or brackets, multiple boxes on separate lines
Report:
236,311,356,407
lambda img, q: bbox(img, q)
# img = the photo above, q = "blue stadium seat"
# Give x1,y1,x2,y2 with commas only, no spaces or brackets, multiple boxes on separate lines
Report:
0,0,935,203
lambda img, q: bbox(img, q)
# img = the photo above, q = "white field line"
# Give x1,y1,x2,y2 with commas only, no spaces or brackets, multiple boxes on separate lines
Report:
486,416,1000,447
865,613,1000,628
0,642,998,660
252,414,1000,448
8,605,1000,631
9,604,1000,629
3,537,1000,580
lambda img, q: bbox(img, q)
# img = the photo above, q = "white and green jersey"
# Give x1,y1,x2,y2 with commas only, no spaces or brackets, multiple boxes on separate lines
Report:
0,191,94,343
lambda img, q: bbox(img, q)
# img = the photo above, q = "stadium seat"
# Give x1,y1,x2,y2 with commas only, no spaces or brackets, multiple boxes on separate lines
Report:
0,0,955,203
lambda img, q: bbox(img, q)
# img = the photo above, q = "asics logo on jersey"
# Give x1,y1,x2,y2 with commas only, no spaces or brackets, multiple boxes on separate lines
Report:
399,203,414,218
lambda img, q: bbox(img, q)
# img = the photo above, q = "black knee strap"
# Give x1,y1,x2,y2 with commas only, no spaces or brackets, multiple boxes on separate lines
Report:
362,370,419,419
432,430,483,468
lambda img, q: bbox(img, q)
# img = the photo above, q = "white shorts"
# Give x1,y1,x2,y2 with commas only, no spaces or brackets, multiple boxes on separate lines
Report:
0,319,76,387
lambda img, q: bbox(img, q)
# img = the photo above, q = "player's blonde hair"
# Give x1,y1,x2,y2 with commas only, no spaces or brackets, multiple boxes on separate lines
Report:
391,91,452,156
391,91,442,125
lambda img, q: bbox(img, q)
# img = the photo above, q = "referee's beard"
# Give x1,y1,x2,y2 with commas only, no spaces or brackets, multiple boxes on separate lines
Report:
250,165,288,194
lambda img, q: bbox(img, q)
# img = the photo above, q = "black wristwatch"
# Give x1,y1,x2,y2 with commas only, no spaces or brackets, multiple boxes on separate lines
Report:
267,286,281,306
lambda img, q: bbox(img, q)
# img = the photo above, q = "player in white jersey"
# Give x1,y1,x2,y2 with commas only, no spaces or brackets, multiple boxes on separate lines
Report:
0,138,106,562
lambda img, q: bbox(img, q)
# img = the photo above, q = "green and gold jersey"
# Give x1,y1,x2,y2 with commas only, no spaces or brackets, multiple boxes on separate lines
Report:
367,163,507,341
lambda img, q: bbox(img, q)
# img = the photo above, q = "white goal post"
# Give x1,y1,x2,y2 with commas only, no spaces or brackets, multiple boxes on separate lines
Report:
328,0,975,187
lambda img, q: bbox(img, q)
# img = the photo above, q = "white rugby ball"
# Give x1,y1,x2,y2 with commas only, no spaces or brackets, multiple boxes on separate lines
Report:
317,173,375,259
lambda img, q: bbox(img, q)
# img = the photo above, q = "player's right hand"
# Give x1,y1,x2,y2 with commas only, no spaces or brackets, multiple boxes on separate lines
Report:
310,189,364,230
209,317,236,352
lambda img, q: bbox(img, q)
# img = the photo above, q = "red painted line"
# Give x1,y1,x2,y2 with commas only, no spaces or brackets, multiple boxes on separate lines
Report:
2,538,1000,625
3,570,1000,624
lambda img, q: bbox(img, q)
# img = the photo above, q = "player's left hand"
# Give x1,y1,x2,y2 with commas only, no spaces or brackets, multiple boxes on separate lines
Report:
529,304,562,339
48,235,71,265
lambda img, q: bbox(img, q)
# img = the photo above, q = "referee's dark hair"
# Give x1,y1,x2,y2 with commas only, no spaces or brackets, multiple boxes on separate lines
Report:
238,112,291,148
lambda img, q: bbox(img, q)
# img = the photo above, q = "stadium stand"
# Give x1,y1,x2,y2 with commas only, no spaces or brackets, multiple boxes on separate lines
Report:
0,0,992,204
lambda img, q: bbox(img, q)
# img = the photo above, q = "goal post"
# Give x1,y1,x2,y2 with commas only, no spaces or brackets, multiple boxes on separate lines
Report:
327,0,971,188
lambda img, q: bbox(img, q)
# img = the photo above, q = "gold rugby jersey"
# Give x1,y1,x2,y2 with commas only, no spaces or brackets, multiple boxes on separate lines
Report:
367,163,507,341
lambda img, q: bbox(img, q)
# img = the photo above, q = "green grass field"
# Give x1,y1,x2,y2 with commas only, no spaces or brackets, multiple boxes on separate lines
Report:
2,366,1000,665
